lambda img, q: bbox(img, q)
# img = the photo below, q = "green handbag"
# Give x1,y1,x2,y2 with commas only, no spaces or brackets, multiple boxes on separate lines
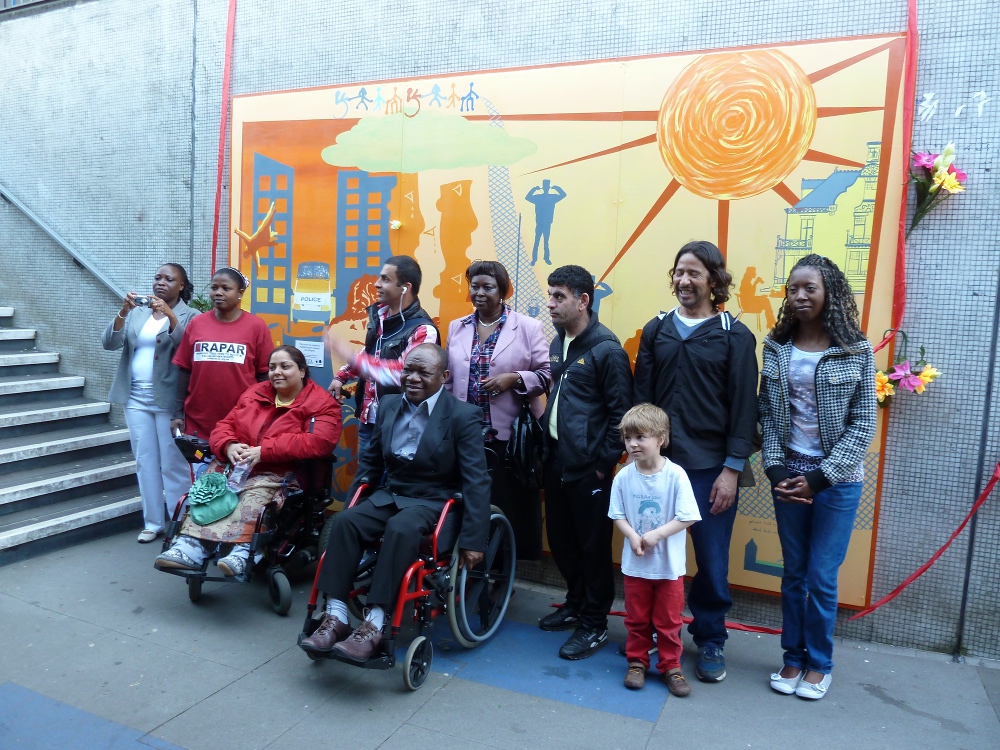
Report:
187,470,240,525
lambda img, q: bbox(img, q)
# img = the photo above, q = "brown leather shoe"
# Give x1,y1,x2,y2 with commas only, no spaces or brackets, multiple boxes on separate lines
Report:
332,620,384,664
300,615,352,653
624,661,646,690
664,668,691,697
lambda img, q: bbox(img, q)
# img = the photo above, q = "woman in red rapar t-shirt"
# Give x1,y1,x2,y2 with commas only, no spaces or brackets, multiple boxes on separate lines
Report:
171,267,274,443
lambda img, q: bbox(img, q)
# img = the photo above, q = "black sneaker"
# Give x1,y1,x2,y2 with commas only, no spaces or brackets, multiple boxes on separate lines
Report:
559,627,608,660
539,607,580,632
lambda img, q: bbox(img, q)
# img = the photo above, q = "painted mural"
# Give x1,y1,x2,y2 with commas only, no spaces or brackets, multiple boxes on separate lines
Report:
229,34,908,606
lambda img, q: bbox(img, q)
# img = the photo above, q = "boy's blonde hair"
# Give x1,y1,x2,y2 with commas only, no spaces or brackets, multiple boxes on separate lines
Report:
618,403,670,444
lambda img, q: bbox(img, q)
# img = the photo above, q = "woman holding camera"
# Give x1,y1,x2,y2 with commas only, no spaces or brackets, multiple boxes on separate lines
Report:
102,263,198,543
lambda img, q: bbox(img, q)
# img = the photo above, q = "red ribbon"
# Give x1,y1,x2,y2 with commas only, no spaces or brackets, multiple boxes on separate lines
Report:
849,461,1000,620
873,0,919,355
209,0,239,276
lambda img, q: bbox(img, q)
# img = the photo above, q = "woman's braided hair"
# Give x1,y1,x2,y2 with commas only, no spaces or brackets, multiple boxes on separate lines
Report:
768,254,866,351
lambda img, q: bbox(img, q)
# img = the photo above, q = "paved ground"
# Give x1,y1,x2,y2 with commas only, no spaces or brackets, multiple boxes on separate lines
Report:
1,531,998,750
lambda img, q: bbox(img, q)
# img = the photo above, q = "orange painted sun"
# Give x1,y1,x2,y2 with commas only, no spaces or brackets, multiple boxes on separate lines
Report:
657,49,817,200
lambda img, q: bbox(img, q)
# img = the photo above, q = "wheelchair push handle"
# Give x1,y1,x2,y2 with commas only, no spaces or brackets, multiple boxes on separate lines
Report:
173,431,212,464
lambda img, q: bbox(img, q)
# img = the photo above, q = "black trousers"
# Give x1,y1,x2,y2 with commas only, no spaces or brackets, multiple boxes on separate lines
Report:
317,499,440,611
488,438,543,561
543,445,615,630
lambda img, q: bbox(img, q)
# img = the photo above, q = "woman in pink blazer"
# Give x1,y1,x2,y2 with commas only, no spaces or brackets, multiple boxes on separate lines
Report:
445,260,552,559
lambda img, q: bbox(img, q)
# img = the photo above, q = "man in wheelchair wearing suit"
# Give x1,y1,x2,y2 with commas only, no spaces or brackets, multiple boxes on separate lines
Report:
301,343,491,662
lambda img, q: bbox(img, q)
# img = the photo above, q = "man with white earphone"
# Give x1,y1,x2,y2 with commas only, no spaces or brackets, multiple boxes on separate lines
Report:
326,255,439,460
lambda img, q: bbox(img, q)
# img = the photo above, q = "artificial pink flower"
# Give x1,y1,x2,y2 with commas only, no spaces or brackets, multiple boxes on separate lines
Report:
887,361,923,392
913,152,938,169
947,163,968,182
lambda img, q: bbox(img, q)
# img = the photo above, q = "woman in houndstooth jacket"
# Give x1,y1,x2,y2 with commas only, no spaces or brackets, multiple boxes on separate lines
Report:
758,254,877,701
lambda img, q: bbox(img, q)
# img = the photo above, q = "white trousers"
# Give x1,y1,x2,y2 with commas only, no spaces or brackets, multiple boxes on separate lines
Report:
125,386,192,532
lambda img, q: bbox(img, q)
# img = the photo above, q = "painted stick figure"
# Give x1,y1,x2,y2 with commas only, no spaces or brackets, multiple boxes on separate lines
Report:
428,84,446,107
353,87,372,111
386,86,403,115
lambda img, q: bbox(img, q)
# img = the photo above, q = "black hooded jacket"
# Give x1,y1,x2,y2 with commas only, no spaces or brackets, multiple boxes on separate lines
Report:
541,313,634,482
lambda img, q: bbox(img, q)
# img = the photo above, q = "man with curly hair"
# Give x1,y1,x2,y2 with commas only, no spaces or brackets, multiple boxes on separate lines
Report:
633,240,759,684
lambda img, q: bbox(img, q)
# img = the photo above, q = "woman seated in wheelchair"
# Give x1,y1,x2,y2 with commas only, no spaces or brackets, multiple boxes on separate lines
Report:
155,346,342,579
300,343,490,663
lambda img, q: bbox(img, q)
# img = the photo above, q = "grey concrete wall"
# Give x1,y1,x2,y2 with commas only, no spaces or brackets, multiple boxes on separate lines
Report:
1,0,998,658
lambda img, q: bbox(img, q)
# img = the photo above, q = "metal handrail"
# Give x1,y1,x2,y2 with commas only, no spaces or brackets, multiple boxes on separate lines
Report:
1,0,58,13
0,180,125,299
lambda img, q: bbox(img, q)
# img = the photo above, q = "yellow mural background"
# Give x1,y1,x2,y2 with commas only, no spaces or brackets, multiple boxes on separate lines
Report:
230,34,907,607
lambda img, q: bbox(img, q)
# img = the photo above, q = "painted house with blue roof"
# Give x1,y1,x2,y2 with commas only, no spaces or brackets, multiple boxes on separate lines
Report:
773,142,881,290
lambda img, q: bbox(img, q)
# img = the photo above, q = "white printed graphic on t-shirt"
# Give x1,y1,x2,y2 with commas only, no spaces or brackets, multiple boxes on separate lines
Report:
635,497,664,535
193,341,247,364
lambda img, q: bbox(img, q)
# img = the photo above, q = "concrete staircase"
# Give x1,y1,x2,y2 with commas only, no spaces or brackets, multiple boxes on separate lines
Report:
0,305,140,564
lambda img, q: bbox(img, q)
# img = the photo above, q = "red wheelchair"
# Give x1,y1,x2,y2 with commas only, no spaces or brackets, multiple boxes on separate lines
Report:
297,483,516,690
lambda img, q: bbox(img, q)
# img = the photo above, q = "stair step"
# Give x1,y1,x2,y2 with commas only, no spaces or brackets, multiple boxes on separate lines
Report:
0,329,37,352
0,307,13,328
0,452,137,515
0,351,60,376
0,491,142,564
0,427,131,475
0,374,86,405
0,397,110,438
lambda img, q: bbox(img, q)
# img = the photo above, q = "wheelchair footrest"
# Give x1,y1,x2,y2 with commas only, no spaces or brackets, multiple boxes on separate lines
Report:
327,649,395,670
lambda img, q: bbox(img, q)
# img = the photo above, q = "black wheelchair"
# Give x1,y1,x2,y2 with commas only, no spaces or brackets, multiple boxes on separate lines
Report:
297,480,517,690
158,433,334,615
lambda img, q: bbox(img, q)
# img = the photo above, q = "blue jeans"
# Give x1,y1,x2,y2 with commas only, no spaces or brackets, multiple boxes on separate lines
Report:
686,466,738,647
773,481,861,674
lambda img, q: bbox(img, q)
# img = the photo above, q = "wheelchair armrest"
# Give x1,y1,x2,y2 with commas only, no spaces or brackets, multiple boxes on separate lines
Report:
347,483,371,509
170,494,189,522
431,498,456,561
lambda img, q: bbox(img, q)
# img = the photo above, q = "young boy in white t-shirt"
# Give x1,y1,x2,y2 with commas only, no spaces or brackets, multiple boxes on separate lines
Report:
608,403,701,695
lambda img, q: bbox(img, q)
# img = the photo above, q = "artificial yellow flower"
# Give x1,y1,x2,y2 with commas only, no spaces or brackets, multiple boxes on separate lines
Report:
914,364,941,394
875,371,895,402
934,171,965,194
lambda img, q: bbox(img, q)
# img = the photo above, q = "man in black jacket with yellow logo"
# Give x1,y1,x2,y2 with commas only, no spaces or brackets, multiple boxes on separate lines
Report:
539,265,633,660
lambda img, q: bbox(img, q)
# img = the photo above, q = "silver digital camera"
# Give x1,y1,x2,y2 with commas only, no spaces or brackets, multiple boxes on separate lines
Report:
133,295,151,307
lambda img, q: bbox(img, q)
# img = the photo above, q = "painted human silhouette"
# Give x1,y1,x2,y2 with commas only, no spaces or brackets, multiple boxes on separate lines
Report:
427,84,446,107
353,87,372,111
525,179,566,265
460,82,480,112
738,266,777,329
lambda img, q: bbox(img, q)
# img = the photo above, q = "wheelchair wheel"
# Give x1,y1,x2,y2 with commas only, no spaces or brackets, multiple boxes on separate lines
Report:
402,635,432,691
447,506,516,648
187,577,202,603
268,568,292,616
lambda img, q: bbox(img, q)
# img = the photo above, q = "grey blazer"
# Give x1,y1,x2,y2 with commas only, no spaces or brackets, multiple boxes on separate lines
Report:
102,300,197,415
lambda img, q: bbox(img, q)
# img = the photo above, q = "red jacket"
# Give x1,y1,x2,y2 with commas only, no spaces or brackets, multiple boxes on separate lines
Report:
210,379,342,476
